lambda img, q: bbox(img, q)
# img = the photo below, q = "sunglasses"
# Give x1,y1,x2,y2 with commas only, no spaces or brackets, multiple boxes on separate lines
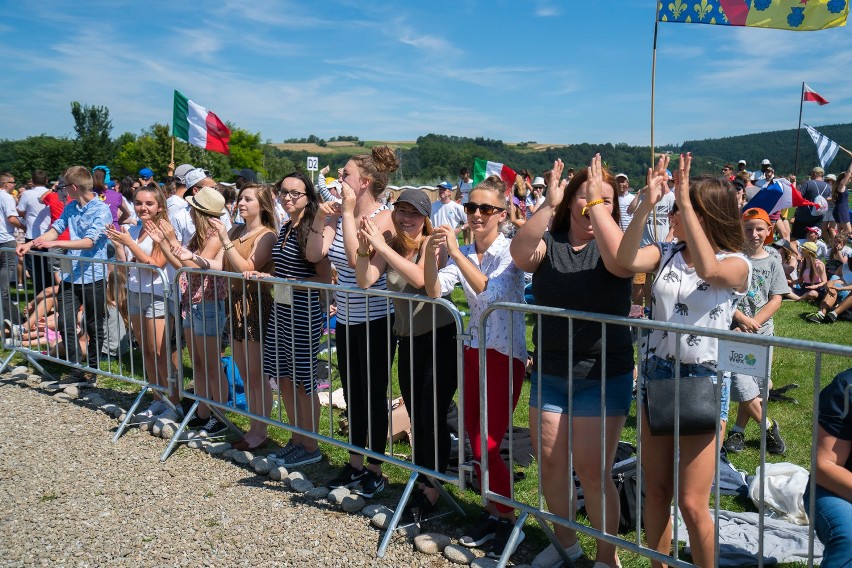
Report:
463,202,505,216
281,190,306,200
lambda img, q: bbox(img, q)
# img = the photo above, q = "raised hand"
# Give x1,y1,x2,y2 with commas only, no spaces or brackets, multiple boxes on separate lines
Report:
320,165,330,176
157,219,177,244
359,215,385,249
145,220,165,244
643,154,670,207
318,201,341,217
432,225,459,256
674,153,692,205
105,225,132,246
543,159,568,208
209,217,228,240
586,153,603,203
340,181,357,216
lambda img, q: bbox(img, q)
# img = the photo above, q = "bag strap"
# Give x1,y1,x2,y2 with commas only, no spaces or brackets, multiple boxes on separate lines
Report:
644,241,687,361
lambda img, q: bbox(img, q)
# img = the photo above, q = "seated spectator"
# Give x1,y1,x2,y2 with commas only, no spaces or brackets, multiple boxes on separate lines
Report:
806,254,852,323
797,226,829,259
804,369,852,567
788,241,827,302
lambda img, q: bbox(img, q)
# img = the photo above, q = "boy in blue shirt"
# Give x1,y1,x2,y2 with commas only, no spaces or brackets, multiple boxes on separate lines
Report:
18,166,112,386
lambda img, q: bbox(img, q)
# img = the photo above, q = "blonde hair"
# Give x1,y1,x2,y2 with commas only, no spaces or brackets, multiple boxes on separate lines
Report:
237,184,278,232
63,166,93,193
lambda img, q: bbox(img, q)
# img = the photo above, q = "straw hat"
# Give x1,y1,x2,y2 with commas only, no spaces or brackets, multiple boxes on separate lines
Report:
186,186,226,216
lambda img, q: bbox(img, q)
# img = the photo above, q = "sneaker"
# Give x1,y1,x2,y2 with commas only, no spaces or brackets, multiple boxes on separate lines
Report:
459,511,500,547
275,444,323,468
531,541,585,567
197,415,228,437
148,400,170,416
352,469,386,498
486,518,525,559
133,401,163,423
327,463,367,489
186,413,209,429
51,370,96,388
723,430,745,453
825,311,838,323
766,419,786,455
268,441,299,463
805,312,825,323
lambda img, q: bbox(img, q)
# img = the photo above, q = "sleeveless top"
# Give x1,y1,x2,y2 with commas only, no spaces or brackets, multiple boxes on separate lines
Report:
327,205,394,325
223,225,275,286
385,249,454,337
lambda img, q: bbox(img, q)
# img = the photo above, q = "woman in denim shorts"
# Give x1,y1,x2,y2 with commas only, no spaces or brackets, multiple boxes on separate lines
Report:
617,154,750,568
107,186,177,419
152,187,230,436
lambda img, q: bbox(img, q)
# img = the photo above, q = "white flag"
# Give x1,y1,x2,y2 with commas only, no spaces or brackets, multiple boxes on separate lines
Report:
804,124,840,169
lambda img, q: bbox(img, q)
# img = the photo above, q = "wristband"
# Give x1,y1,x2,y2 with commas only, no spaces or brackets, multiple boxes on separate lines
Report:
356,248,371,258
223,243,235,252
582,199,605,216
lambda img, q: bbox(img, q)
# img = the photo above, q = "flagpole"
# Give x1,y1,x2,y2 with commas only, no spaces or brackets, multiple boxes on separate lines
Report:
650,11,659,166
794,82,804,175
170,136,175,166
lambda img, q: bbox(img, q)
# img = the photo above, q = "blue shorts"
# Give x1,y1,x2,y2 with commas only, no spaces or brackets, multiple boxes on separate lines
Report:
829,275,851,302
530,370,634,417
641,355,731,423
182,300,226,337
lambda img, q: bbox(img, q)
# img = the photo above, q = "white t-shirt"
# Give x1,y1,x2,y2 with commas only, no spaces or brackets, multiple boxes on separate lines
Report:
458,179,473,204
124,224,168,296
16,186,51,239
431,200,466,229
648,242,751,366
641,191,675,246
797,238,829,260
166,195,194,247
618,192,635,232
0,191,19,243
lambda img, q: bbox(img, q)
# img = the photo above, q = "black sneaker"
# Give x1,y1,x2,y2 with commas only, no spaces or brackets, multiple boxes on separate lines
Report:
486,518,525,559
186,414,209,429
825,311,838,323
327,464,367,489
198,416,228,437
353,469,386,498
459,511,499,547
48,370,96,389
766,419,787,455
723,430,745,453
805,312,825,323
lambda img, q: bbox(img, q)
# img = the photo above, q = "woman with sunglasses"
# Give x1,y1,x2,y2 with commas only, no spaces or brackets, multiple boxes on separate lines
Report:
247,173,332,466
356,188,456,520
425,177,526,560
510,155,634,568
617,154,750,568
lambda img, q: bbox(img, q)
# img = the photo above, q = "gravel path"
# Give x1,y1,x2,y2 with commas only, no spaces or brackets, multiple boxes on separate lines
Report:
0,368,469,567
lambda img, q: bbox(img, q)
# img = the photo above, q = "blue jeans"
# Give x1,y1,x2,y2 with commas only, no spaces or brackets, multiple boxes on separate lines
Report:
642,355,731,422
804,481,852,567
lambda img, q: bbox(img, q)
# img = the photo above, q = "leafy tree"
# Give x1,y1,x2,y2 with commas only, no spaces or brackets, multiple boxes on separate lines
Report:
0,136,75,181
227,128,265,179
70,101,114,167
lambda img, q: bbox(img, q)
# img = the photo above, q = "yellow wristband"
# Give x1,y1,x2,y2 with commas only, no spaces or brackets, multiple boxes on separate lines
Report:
356,248,371,258
582,199,605,216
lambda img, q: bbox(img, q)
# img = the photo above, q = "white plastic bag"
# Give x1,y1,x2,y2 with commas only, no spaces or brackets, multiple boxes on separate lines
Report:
748,462,810,525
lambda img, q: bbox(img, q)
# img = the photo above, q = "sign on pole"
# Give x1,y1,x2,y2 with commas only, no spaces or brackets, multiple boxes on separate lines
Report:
307,156,319,183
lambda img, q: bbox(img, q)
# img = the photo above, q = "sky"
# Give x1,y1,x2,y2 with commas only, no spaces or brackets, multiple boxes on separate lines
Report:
1,0,851,147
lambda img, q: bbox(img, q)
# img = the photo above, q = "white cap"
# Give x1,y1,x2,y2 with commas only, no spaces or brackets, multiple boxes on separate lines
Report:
184,167,207,190
738,159,746,165
173,164,194,184
531,176,546,188
761,158,771,166
615,173,629,182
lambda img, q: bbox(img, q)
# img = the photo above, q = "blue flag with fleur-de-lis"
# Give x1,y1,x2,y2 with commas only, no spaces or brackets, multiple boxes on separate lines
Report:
657,0,847,31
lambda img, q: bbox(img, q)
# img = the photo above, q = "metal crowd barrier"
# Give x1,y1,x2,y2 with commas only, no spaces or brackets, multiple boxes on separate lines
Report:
0,249,178,442
159,266,468,556
478,301,852,568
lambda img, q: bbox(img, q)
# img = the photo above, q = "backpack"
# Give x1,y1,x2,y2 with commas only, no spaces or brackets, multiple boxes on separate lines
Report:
806,180,831,216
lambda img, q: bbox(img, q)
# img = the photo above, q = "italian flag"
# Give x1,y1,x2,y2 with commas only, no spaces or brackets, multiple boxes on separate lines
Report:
472,158,517,193
172,90,231,154
803,84,829,106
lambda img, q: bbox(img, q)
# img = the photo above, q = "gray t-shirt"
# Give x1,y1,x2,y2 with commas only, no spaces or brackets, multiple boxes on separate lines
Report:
735,247,791,335
641,191,675,246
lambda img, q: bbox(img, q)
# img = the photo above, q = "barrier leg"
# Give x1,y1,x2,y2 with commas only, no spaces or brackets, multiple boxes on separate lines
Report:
532,513,579,568
377,471,419,558
113,385,153,442
22,352,57,383
494,511,528,568
161,399,200,462
0,351,15,375
430,477,466,517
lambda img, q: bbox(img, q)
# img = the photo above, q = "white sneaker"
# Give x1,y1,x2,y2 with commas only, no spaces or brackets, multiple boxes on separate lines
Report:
531,541,584,567
149,400,170,416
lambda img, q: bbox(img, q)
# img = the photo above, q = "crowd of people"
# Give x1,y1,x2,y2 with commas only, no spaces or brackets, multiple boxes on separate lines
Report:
0,150,850,567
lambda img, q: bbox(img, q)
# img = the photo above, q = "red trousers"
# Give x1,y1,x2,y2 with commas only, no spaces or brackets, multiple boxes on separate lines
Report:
463,347,525,514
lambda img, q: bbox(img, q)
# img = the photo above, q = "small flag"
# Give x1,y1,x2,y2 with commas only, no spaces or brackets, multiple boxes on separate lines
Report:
804,124,840,169
803,84,829,105
172,90,231,155
657,0,848,32
472,159,517,192
743,178,817,215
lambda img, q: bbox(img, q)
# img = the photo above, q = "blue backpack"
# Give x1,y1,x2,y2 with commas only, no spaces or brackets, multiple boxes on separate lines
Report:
221,356,248,411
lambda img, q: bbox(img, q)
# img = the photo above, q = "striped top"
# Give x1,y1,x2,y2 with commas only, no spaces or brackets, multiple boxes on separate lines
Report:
272,221,317,281
327,206,394,325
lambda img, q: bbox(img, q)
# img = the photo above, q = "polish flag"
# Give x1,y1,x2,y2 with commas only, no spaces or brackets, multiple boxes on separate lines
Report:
803,84,829,106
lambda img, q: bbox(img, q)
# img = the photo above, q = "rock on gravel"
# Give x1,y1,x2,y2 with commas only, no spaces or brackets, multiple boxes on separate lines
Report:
443,544,477,564
305,486,330,500
470,558,499,568
415,533,452,554
63,385,81,398
327,487,350,505
341,494,366,513
53,392,73,403
232,450,253,465
251,457,272,475
290,478,314,493
205,442,231,456
371,511,391,529
269,466,289,481
363,503,392,517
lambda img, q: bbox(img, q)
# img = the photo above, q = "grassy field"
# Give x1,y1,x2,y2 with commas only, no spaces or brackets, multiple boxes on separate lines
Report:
8,286,849,567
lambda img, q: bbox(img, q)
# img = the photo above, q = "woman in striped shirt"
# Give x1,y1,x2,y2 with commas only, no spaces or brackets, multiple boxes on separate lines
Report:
306,146,398,498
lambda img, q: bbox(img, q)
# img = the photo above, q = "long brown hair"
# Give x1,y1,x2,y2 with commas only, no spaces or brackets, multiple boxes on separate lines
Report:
391,208,433,257
188,208,216,252
279,172,319,256
688,175,744,253
550,167,619,234
237,183,278,232
351,146,399,198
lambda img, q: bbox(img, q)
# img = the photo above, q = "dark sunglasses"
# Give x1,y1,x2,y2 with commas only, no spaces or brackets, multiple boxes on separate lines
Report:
463,202,505,216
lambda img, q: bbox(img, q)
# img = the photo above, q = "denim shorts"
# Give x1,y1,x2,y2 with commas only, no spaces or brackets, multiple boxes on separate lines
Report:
530,370,634,417
127,292,169,319
641,355,731,422
182,300,226,337
829,275,851,302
